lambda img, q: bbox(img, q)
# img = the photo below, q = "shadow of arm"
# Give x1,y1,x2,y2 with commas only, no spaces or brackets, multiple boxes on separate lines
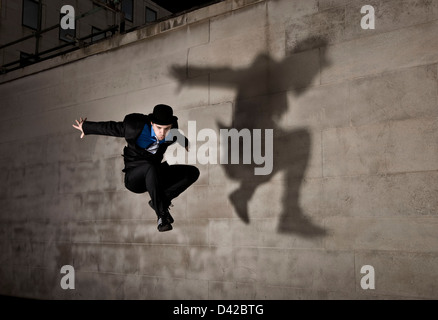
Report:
170,65,240,88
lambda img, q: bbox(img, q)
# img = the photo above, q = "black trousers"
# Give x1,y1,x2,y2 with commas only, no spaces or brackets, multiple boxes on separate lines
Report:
124,161,200,217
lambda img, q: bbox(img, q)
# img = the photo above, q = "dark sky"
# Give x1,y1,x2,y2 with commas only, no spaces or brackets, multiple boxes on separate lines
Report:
152,0,222,14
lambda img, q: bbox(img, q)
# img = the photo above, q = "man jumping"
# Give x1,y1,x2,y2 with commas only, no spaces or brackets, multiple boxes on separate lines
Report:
72,104,200,232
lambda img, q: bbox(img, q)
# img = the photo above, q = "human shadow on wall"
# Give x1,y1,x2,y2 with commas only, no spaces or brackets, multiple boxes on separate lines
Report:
171,37,330,237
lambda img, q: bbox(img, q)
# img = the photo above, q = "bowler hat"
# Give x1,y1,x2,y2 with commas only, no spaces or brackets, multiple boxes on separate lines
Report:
148,104,178,125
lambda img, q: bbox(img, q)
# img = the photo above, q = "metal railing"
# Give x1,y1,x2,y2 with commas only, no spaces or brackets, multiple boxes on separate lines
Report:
0,0,124,74
0,0,226,74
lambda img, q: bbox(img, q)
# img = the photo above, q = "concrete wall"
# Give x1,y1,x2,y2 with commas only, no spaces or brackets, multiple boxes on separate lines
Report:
1,0,438,299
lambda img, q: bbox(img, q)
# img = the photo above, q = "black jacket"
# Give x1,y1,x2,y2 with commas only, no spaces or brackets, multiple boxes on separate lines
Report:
82,113,188,171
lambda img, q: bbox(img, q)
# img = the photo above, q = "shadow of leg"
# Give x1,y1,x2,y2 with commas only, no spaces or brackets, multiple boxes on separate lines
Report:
275,129,327,237
229,183,257,224
277,177,327,237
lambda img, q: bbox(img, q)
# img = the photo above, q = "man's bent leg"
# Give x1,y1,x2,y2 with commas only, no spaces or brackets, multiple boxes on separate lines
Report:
160,163,200,202
124,164,171,218
144,165,172,215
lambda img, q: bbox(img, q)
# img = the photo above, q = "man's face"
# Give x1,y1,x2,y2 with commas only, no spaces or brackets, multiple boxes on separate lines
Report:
151,122,172,141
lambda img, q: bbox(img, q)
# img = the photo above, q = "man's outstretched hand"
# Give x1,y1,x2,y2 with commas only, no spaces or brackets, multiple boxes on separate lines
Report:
72,117,87,139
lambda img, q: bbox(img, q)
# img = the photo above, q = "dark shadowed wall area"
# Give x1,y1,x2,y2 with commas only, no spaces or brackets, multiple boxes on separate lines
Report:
1,0,438,299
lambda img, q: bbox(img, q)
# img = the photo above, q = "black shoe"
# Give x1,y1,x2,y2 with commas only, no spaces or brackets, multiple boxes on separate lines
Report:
157,215,173,232
164,208,174,224
149,200,174,224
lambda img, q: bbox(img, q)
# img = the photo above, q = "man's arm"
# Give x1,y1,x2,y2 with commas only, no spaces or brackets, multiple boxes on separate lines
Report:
72,117,125,138
169,118,190,151
169,129,190,151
